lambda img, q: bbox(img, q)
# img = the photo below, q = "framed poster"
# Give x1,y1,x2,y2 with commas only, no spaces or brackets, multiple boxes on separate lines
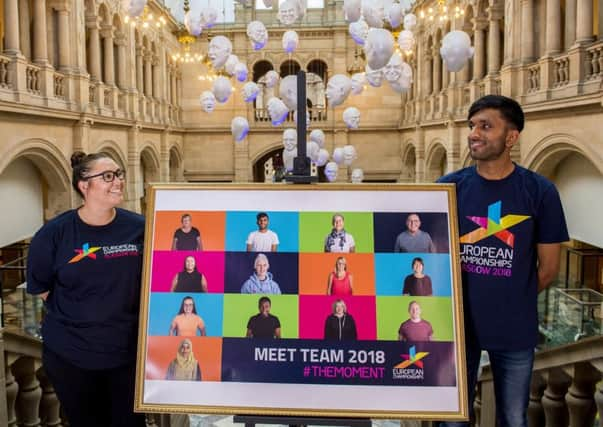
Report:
135,184,467,421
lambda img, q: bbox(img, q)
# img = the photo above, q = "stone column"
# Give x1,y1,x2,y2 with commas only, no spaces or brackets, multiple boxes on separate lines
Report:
575,0,594,43
424,52,433,95
152,55,161,99
442,62,450,89
32,0,48,64
565,0,577,49
136,45,144,93
57,5,71,71
87,20,101,81
473,19,487,79
545,0,562,55
4,0,20,54
101,27,115,86
521,0,535,62
144,52,153,96
12,357,42,427
487,8,502,74
116,34,127,89
432,45,442,93
18,0,30,58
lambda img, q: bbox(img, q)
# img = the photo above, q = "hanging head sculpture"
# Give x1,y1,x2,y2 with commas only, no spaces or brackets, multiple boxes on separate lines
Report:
364,28,395,70
208,36,233,69
246,21,268,51
326,74,352,107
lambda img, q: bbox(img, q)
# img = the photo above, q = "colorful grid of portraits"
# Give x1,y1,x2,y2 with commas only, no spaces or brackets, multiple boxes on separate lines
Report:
146,210,456,388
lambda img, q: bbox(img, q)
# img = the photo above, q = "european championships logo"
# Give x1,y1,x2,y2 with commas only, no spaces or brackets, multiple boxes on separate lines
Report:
69,243,101,263
392,346,429,380
460,201,530,248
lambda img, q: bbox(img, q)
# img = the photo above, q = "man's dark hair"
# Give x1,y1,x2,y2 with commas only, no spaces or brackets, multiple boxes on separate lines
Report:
468,95,525,132
259,296,271,308
256,212,269,221
181,213,191,221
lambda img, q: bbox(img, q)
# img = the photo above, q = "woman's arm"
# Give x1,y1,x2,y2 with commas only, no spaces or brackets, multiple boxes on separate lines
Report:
169,318,178,336
170,274,178,292
348,273,354,293
198,318,206,336
201,274,208,292
196,236,203,251
326,272,333,294
171,237,178,251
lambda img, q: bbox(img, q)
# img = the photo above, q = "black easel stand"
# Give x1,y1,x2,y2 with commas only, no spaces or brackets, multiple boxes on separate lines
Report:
284,69,318,184
233,414,372,427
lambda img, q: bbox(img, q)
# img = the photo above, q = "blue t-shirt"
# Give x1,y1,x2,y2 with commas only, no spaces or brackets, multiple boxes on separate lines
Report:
27,208,145,369
438,165,568,350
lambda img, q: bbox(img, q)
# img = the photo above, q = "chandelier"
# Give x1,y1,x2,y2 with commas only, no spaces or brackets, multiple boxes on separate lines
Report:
172,32,204,63
124,5,167,28
418,0,464,22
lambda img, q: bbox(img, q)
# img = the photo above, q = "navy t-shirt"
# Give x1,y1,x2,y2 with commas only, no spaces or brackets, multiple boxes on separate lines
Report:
27,208,145,369
438,165,568,350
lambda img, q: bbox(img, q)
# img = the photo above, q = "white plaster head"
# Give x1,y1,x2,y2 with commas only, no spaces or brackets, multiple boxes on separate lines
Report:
350,73,366,95
399,0,414,13
332,147,345,164
225,54,240,76
184,11,203,37
212,76,232,103
387,3,403,28
403,13,417,31
325,162,338,182
200,7,218,29
440,30,475,72
262,0,273,6
246,21,268,51
122,0,146,18
349,19,369,45
200,91,216,113
234,62,248,82
343,145,357,166
307,140,320,162
343,107,361,129
208,36,232,69
364,28,395,70
365,64,384,87
282,30,300,54
388,61,412,92
278,0,299,25
383,53,404,82
282,128,297,151
315,148,330,166
264,70,280,88
242,82,260,102
231,116,250,141
310,129,326,148
326,74,352,107
267,97,289,125
294,0,308,18
279,75,298,110
283,147,297,171
397,30,416,53
362,0,385,28
351,168,364,183
343,0,362,22
293,109,310,128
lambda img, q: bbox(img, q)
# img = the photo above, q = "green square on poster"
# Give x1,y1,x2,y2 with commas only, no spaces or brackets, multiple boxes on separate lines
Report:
376,296,454,341
299,212,374,253
222,294,299,338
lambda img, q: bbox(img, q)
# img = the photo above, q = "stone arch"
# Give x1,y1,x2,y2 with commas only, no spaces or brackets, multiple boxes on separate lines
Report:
98,3,111,26
400,141,417,182
252,59,274,82
85,0,97,17
95,140,127,169
425,141,448,181
0,139,73,218
524,134,603,178
306,59,328,82
280,59,301,77
169,144,184,182
252,143,284,183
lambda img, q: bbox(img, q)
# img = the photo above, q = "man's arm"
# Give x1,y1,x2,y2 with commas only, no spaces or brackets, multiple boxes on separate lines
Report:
537,243,562,292
274,327,282,338
196,236,203,251
246,328,253,338
171,238,178,251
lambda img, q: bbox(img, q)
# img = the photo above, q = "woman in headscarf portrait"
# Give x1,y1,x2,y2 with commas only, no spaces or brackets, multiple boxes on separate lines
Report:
165,338,202,381
324,213,355,253
171,255,208,292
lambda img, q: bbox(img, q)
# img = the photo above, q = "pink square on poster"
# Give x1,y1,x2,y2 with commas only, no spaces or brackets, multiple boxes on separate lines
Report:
298,295,377,340
150,251,225,293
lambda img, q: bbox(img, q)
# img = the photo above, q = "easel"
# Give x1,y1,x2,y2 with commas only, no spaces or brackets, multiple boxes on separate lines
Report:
234,414,372,427
284,70,318,184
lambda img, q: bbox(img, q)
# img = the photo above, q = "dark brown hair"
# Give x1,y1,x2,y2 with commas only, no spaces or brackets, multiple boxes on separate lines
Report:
70,151,113,198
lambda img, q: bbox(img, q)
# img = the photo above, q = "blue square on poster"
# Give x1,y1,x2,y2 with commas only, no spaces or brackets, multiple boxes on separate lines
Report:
224,211,299,252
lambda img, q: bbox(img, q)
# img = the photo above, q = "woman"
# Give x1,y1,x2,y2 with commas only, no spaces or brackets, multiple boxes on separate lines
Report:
165,338,202,381
324,213,355,253
326,257,353,295
402,257,433,296
171,255,208,292
26,151,146,427
324,299,357,340
169,296,207,336
171,213,203,251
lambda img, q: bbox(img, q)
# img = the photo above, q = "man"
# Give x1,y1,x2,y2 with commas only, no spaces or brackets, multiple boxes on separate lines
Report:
246,296,281,339
394,213,436,253
398,301,433,342
172,213,202,251
438,95,569,427
246,212,279,252
240,253,282,294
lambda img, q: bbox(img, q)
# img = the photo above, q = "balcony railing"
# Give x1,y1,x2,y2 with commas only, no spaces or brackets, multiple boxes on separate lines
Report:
254,107,328,123
586,42,603,80
0,54,12,89
53,72,65,99
25,64,41,95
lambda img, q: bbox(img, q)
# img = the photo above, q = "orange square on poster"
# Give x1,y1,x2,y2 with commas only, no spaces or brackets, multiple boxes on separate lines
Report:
298,253,375,296
153,211,226,251
145,336,223,382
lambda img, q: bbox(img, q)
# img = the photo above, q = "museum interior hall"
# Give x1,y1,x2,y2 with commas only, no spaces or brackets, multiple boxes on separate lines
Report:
0,0,601,425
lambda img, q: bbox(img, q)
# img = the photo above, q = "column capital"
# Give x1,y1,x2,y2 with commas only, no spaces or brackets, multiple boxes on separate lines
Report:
48,0,71,12
86,16,100,29
487,5,504,21
100,26,114,39
473,17,489,31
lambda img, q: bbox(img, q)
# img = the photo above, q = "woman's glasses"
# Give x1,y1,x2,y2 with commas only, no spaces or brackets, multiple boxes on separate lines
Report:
84,169,126,183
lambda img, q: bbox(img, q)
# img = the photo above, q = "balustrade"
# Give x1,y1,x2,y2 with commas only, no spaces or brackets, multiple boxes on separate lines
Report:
528,64,541,92
0,55,12,89
25,65,41,95
53,72,65,99
586,42,603,80
554,56,571,87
